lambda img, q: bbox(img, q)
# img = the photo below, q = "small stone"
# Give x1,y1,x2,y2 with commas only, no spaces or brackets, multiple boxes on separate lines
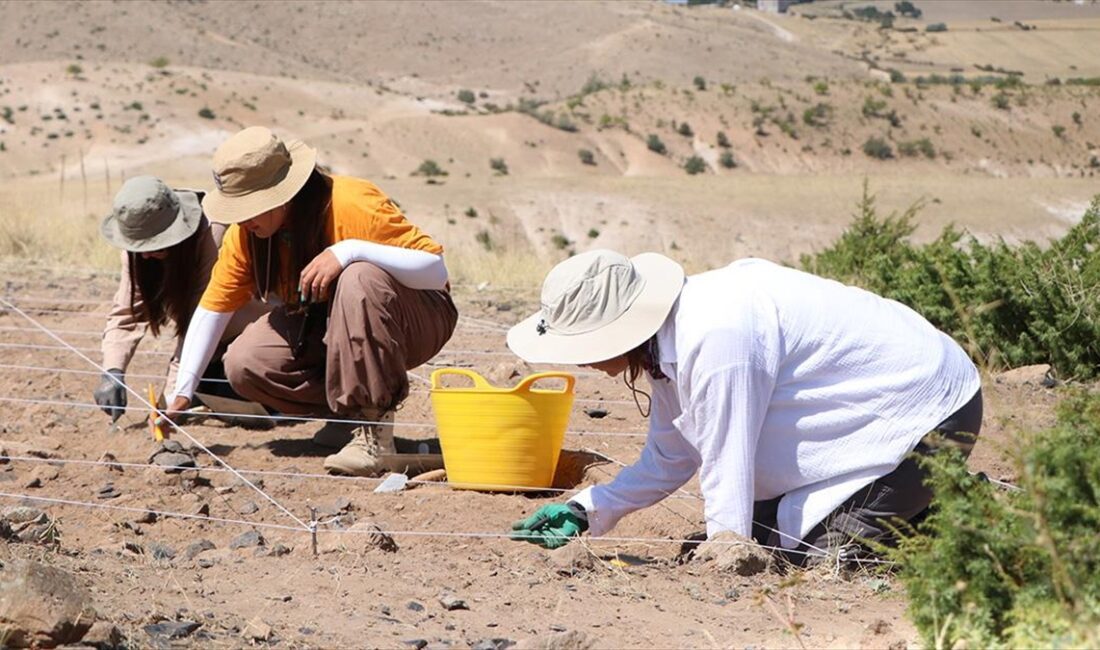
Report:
318,496,352,516
229,530,265,549
82,620,123,648
269,543,291,557
724,587,742,601
215,486,235,495
242,616,272,641
548,544,594,576
197,558,216,569
190,502,210,517
515,630,593,650
123,541,144,555
239,501,259,515
98,452,124,473
438,591,468,611
406,600,425,612
583,408,609,419
184,539,216,560
147,541,176,561
403,640,429,650
144,620,201,639
24,465,59,488
152,452,196,473
299,626,315,635
690,531,770,576
96,483,121,500
0,558,96,647
867,619,892,635
473,640,515,650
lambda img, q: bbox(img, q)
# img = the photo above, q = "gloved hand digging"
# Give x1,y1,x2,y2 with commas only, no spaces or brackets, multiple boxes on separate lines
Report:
510,502,589,549
93,368,127,422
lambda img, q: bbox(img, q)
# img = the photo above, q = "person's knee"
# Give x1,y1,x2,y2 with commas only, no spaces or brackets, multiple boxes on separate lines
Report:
337,262,397,305
222,340,252,392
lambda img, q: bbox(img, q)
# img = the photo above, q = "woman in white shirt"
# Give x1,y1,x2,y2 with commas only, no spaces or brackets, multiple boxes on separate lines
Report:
506,250,982,561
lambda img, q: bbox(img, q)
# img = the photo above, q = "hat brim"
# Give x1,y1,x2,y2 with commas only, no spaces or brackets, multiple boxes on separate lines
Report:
100,190,203,253
201,140,318,225
507,253,685,365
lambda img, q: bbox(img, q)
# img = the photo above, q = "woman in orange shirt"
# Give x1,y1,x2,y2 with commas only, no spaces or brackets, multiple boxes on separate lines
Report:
165,127,457,476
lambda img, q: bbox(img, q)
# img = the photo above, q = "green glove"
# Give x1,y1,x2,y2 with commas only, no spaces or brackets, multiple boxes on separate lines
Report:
510,503,589,549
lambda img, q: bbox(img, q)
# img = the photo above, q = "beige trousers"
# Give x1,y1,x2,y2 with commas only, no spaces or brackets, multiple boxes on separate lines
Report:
223,262,457,416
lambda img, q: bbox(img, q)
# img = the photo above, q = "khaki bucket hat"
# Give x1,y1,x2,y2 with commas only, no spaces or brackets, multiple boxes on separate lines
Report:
201,126,317,224
507,250,685,365
100,176,202,253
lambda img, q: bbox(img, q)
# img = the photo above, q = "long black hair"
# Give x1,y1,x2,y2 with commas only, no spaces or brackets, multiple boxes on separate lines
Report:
127,226,203,338
250,168,333,303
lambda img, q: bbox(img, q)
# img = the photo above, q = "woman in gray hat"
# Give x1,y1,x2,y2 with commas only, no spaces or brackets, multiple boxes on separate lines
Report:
506,250,982,563
94,176,269,420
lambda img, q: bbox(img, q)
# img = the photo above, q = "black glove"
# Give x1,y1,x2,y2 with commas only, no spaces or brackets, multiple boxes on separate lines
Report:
93,368,127,422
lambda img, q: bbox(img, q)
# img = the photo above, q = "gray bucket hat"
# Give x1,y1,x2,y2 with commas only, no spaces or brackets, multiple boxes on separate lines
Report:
100,176,202,253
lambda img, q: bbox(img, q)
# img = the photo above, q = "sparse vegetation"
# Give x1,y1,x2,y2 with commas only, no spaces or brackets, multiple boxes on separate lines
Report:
550,233,571,250
862,136,894,160
198,107,215,119
925,22,947,32
149,56,170,68
991,92,1011,110
802,186,1100,379
677,122,694,137
1073,111,1083,127
683,156,707,175
1052,125,1066,139
802,103,833,128
457,89,476,104
847,5,895,28
693,76,706,91
646,134,667,155
489,157,509,175
813,80,829,96
66,64,83,75
587,228,600,239
894,1,922,18
475,229,493,251
716,131,731,148
719,151,736,169
896,391,1100,648
897,138,935,159
578,149,596,165
414,159,448,177
464,207,478,218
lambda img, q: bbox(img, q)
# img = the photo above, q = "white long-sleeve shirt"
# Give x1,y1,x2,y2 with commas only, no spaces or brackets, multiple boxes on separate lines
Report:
570,258,980,549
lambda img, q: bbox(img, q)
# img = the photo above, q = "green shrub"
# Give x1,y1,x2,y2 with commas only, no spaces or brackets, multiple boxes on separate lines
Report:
862,136,894,159
578,148,596,165
813,80,829,96
587,228,600,239
464,207,478,218
719,151,736,169
716,131,731,148
693,76,706,91
475,229,492,251
457,89,476,104
992,92,1010,110
677,122,694,137
197,107,215,119
66,64,82,75
646,134,667,155
862,96,888,118
1073,111,1083,127
802,103,833,128
554,113,577,132
894,1,922,18
414,159,447,177
801,185,1100,379
683,156,706,175
551,233,571,250
489,157,509,175
149,56,170,68
925,22,947,32
1052,125,1066,139
897,137,935,158
895,390,1100,648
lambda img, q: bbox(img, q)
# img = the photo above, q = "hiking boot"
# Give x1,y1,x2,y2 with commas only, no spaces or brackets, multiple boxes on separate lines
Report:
323,411,397,477
312,420,356,449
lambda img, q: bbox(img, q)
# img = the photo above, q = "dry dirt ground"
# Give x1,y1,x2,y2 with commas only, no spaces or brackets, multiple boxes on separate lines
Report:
0,263,1059,649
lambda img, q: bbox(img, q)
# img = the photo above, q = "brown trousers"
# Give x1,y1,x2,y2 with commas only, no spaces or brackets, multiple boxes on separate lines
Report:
223,262,457,416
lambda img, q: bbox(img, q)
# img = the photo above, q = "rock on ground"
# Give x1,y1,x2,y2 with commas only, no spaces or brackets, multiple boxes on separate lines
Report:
0,557,97,647
689,530,771,576
548,543,595,576
515,630,593,650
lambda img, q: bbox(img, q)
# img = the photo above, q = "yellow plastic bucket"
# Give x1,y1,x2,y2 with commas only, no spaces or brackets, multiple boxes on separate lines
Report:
429,368,575,491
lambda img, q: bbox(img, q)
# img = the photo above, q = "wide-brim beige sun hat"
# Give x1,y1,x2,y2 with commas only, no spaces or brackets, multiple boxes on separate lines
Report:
201,126,318,225
507,250,685,365
100,175,203,253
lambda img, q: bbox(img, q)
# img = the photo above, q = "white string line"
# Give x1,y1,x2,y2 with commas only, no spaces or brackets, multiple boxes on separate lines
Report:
0,490,824,557
0,325,110,338
0,395,650,438
0,341,172,357
0,297,312,532
0,491,306,533
0,361,636,406
0,452,704,499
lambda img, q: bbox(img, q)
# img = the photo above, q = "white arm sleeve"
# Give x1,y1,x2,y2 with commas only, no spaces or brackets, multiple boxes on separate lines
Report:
170,307,233,402
327,239,449,291
568,382,700,537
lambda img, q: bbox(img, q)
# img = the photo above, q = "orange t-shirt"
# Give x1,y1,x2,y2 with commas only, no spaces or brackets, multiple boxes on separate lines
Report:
199,175,443,313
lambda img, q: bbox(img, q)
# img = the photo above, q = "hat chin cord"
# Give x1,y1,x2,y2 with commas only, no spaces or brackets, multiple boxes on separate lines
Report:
623,371,652,419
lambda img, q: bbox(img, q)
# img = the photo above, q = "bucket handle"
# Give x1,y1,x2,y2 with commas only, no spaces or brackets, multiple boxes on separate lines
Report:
430,368,493,390
512,372,576,395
